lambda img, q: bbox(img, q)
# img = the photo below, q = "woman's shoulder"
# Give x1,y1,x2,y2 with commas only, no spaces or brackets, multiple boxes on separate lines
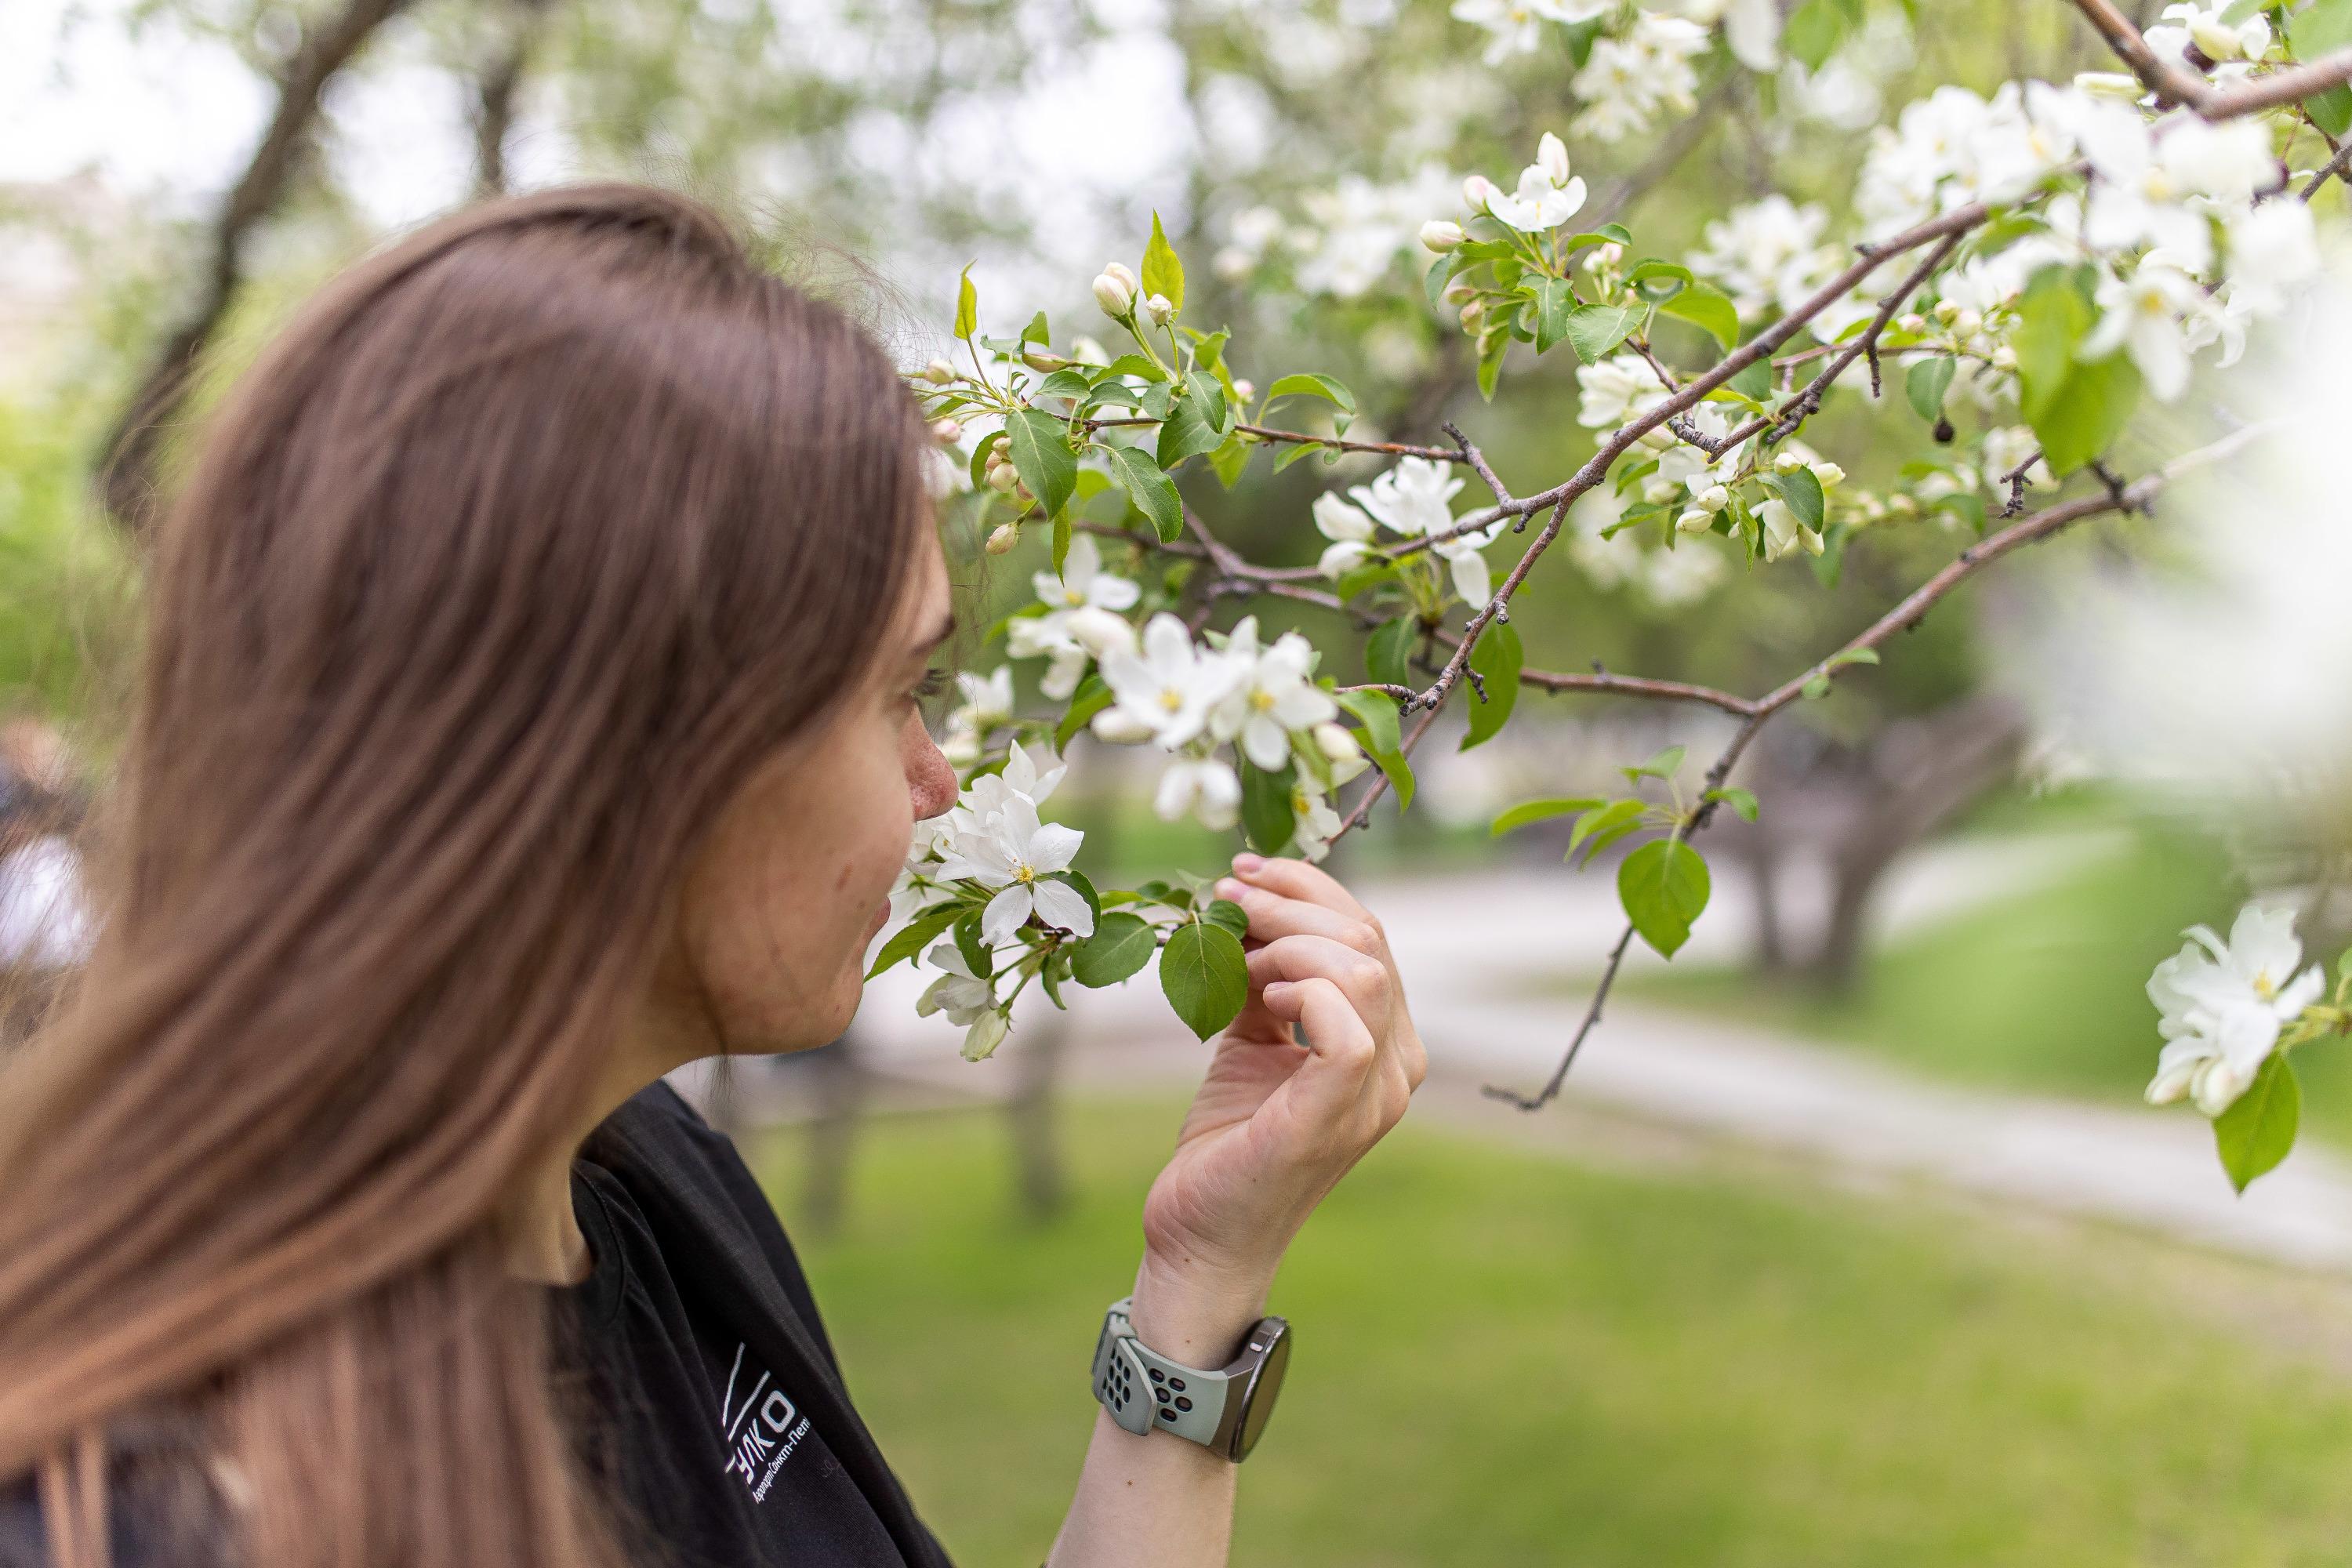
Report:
0,1417,233,1568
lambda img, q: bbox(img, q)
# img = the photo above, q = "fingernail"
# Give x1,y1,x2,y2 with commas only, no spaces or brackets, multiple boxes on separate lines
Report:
1214,877,1247,902
1232,852,1265,873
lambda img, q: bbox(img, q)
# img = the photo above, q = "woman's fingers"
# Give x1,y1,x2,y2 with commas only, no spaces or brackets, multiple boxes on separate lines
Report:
1228,854,1376,924
1244,934,1392,1026
1215,876,1387,960
1254,975,1381,1131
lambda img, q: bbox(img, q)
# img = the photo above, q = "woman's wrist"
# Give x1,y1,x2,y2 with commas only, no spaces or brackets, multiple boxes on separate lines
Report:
1126,1249,1278,1367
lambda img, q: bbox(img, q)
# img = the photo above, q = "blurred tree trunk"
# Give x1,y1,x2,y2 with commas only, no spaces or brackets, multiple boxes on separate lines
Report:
1007,1010,1072,1221
100,0,421,533
801,1031,870,1236
471,0,557,198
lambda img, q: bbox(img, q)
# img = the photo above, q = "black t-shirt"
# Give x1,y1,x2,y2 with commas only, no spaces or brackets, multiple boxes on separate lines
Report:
0,1083,954,1568
563,1081,954,1568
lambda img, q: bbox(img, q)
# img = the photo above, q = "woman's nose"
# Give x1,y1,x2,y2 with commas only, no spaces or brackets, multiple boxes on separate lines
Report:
906,716,957,820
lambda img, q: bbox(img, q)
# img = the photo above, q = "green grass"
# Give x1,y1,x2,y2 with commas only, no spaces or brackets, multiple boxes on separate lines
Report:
751,1098,2352,1568
1624,818,2352,1150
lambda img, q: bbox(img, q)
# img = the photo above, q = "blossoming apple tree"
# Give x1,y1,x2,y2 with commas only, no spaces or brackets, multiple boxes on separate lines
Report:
873,0,2352,1191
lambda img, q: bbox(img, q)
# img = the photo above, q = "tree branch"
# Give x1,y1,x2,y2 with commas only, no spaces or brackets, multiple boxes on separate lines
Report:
98,0,423,534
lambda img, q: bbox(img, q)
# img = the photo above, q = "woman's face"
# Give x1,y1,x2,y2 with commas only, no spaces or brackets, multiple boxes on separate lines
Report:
664,535,958,1055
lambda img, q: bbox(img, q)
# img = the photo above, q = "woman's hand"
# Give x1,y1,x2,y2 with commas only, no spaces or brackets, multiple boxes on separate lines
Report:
1127,852,1426,1363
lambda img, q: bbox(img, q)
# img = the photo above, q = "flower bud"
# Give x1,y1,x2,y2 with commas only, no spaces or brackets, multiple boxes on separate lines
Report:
1065,606,1138,659
960,1011,1008,1063
1091,707,1155,745
1643,479,1679,505
1420,220,1467,252
1022,346,1068,372
1808,459,1846,488
1889,492,1919,515
1695,483,1731,511
1951,308,1983,339
1462,174,1501,213
1313,722,1362,763
923,358,959,385
1443,279,1479,305
1231,379,1255,403
1093,270,1136,318
1773,451,1805,474
1676,506,1715,534
2187,15,2244,60
986,461,1019,492
1990,344,2019,370
1584,241,1624,273
1933,299,1962,325
1458,299,1486,330
2074,71,2143,100
1635,424,1678,452
985,522,1019,554
1536,131,1571,187
1143,293,1175,327
1896,313,1926,335
930,417,963,445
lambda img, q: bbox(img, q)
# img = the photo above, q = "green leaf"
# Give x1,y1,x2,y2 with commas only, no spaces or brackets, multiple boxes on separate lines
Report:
1826,647,1880,672
1097,353,1167,384
1142,211,1185,312
1338,688,1414,812
1159,919,1249,1040
2031,350,2141,478
1051,510,1072,575
1203,898,1250,940
1490,796,1606,837
1263,372,1356,419
1534,278,1580,355
2292,0,2352,136
1617,838,1712,958
1241,761,1298,855
1660,282,1739,350
1626,743,1686,782
1459,619,1523,752
953,264,978,339
1005,408,1077,519
1367,616,1416,688
1208,433,1251,488
864,900,962,979
1156,387,1224,469
1727,359,1773,402
1906,355,1956,422
2013,264,2091,425
1567,798,1645,862
1562,303,1644,365
1783,0,1849,70
1766,466,1824,532
1334,558,1401,602
1476,339,1508,401
2214,1054,2303,1193
1186,370,1231,437
1019,309,1051,346
1103,444,1184,543
953,910,993,978
1070,910,1156,987
1056,676,1113,750
1708,786,1760,822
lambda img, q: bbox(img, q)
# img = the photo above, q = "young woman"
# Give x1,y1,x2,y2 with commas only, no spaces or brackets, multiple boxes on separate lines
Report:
0,186,1425,1568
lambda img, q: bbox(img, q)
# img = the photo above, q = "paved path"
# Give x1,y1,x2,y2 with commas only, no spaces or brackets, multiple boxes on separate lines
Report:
816,840,2352,1276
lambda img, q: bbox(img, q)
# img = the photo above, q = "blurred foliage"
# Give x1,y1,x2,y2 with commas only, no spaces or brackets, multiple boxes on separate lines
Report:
757,1098,2352,1566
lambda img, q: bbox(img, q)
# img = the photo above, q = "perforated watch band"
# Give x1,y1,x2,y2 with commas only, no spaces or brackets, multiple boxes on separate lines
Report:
1088,1296,1291,1462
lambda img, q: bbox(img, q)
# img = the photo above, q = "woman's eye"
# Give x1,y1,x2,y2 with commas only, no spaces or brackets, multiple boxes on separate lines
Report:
910,668,949,703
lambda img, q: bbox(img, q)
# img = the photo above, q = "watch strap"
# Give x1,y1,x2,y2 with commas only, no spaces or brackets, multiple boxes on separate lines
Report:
1090,1297,1240,1446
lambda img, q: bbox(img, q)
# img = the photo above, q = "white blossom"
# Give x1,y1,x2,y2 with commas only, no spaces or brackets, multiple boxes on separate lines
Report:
1211,618,1339,770
2146,903,2323,1116
2157,2,2270,64
1156,755,1243,830
1289,778,1347,862
1312,492,1377,579
1475,133,1588,233
941,666,1014,765
1005,613,1090,702
1687,195,1836,319
1033,532,1141,616
2082,263,2209,400
1099,613,1246,749
1756,497,1824,562
916,939,996,1029
1572,14,1708,143
1450,0,1608,66
931,790,1091,946
1576,352,1669,429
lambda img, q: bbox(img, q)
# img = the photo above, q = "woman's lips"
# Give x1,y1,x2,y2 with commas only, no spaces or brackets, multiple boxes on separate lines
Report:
866,899,892,937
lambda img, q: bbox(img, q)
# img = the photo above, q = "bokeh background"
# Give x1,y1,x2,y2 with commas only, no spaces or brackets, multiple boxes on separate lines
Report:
8,0,2352,1562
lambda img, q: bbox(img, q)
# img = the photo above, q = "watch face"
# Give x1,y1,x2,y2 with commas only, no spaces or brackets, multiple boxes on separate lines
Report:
1232,1319,1291,1461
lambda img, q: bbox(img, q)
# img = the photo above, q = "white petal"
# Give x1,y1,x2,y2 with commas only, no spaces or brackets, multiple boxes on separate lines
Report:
1155,761,1200,821
1312,492,1375,543
1026,821,1084,874
1089,575,1142,612
1029,877,1095,937
1447,546,1493,606
981,884,1033,946
1243,715,1292,771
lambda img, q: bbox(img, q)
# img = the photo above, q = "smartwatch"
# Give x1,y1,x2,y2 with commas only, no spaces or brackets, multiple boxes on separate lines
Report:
1088,1296,1291,1462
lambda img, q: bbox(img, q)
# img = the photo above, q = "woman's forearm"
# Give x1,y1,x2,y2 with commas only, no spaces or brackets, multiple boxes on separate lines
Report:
1044,1254,1274,1568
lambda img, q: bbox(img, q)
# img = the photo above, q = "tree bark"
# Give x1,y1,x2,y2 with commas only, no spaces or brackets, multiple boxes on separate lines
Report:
99,0,421,534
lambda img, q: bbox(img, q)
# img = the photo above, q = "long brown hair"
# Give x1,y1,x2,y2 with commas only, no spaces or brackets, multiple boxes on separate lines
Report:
0,184,933,1566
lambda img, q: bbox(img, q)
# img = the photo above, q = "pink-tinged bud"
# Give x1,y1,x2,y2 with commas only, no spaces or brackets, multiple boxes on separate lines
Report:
1093,270,1136,318
1022,346,1067,372
985,523,1019,554
1420,220,1466,252
1536,132,1570,187
1462,174,1501,213
931,418,963,445
1230,378,1255,403
1143,293,1174,327
923,358,959,384
987,463,1019,492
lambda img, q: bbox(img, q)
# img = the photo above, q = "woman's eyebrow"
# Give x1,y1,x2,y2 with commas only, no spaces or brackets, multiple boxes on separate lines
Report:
906,611,956,660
